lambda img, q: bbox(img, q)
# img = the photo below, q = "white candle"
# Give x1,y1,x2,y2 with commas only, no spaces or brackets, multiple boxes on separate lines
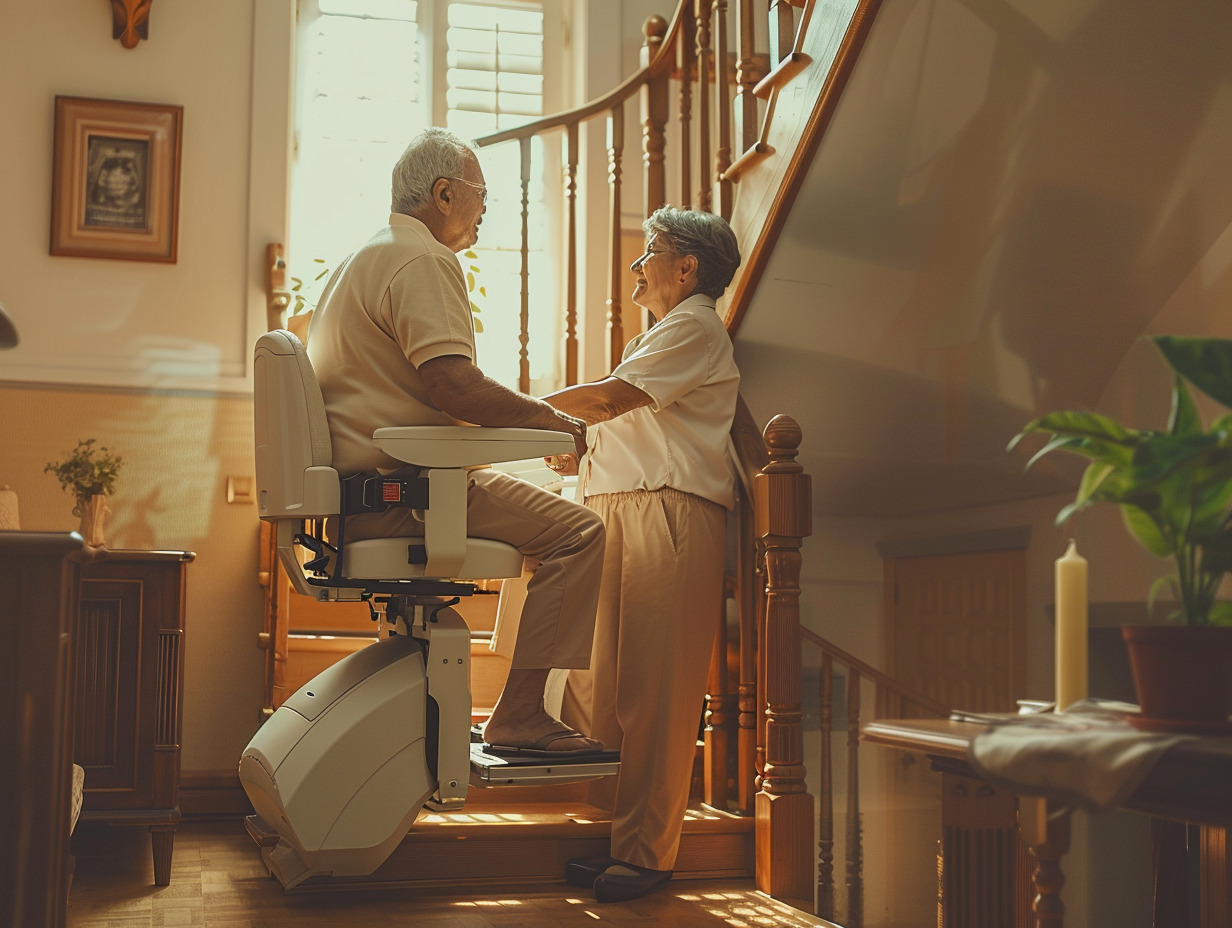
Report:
1055,539,1088,711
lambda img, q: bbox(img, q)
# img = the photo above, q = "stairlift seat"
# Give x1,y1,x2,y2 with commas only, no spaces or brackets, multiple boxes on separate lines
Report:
344,536,524,580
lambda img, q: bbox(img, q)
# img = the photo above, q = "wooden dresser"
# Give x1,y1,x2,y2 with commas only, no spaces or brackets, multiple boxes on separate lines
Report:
74,549,194,886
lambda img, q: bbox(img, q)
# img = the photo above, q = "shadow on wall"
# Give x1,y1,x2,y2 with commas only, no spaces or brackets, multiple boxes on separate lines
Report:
732,340,1077,517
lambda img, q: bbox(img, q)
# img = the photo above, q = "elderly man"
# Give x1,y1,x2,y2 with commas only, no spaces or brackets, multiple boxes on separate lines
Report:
306,127,605,756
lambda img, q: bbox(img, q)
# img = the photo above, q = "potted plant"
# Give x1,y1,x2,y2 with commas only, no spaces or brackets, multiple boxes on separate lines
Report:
44,439,123,548
1010,335,1232,732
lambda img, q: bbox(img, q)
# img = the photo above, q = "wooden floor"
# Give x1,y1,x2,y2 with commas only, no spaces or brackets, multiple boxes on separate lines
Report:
67,819,834,928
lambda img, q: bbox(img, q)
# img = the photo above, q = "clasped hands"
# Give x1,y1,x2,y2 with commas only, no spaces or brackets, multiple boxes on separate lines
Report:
544,453,579,476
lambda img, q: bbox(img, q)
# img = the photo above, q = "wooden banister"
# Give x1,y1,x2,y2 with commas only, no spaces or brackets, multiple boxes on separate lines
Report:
800,627,951,717
800,615,950,924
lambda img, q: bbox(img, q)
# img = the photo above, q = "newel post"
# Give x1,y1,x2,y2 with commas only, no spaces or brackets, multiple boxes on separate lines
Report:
754,415,813,906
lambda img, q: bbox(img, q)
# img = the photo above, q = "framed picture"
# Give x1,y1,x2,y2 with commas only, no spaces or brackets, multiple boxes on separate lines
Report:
50,96,183,263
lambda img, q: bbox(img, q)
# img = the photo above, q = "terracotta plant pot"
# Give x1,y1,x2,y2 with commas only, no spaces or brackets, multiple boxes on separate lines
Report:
1121,625,1232,733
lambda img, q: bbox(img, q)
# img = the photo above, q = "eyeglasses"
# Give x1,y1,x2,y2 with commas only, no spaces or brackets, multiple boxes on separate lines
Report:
630,246,677,270
440,176,488,206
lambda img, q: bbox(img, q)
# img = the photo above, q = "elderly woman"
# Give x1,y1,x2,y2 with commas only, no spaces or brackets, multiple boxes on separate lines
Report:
542,206,741,903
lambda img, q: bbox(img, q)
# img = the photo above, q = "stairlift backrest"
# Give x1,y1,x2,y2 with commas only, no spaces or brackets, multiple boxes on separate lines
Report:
254,330,339,520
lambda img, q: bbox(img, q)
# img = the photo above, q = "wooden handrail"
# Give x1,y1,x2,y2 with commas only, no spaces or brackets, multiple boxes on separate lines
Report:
474,7,688,148
800,626,951,717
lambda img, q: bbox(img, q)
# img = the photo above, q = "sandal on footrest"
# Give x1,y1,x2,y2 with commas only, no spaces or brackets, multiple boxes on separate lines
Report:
483,727,606,758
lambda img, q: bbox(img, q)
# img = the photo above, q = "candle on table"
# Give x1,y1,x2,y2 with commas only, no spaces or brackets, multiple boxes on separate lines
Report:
1055,539,1088,711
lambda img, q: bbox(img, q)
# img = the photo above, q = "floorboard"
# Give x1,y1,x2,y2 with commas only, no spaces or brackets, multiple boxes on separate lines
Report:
67,819,834,928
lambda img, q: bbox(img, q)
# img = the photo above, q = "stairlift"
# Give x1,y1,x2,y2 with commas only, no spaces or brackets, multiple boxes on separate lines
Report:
238,330,617,889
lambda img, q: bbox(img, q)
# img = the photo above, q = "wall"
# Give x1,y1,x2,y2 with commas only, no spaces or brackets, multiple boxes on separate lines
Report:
0,0,681,776
0,386,266,773
732,2,1232,922
0,0,290,773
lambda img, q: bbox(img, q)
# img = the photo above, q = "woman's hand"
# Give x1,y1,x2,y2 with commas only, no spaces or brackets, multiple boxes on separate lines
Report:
544,454,578,477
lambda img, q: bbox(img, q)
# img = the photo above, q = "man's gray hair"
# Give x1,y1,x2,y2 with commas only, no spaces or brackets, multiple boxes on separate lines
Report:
391,128,476,215
644,206,741,299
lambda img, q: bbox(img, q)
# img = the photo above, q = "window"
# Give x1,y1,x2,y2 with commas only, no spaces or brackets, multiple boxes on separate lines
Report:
291,0,565,390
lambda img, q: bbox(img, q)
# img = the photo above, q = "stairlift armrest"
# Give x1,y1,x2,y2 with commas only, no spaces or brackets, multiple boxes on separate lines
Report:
372,426,574,468
422,468,467,578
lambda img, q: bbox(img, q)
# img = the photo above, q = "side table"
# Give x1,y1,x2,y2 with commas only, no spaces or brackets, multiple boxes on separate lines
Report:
75,549,195,886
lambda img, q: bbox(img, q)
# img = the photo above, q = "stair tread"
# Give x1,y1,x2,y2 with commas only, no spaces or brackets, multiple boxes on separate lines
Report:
416,801,751,835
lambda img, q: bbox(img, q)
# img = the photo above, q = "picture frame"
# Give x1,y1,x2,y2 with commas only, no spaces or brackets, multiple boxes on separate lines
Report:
50,96,183,263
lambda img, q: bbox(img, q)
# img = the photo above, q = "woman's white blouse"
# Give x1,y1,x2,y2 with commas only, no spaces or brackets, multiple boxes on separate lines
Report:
580,293,740,509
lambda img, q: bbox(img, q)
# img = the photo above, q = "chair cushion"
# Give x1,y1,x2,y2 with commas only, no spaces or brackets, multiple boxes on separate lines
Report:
345,537,524,581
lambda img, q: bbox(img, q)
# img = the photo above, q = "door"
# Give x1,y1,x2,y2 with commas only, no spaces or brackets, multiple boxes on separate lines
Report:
886,549,1027,715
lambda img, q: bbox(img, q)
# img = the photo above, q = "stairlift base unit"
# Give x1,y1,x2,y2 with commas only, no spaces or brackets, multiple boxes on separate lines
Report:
238,634,434,888
239,606,621,889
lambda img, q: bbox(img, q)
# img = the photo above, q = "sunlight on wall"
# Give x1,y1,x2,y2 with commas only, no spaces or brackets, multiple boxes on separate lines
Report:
0,384,266,771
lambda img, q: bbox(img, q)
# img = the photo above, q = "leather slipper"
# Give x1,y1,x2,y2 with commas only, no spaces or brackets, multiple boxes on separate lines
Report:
593,863,673,903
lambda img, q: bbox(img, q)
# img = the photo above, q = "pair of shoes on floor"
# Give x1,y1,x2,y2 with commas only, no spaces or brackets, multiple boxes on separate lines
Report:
564,855,673,902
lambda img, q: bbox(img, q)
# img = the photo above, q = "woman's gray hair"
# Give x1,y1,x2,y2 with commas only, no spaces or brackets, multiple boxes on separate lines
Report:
391,128,476,215
644,206,741,299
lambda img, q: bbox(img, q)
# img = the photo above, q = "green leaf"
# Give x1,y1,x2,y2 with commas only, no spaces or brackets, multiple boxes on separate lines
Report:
1199,532,1232,575
464,250,478,259
1146,573,1179,615
479,286,486,297
1029,410,1134,443
1206,601,1232,627
1074,461,1115,507
467,272,476,292
473,319,484,333
1120,504,1173,557
469,265,482,273
1154,335,1232,409
1212,412,1232,436
1168,375,1201,436
1131,432,1217,485
1024,433,1086,469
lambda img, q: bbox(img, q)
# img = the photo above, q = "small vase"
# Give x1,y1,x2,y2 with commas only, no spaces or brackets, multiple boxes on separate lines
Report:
1122,624,1232,733
76,494,110,548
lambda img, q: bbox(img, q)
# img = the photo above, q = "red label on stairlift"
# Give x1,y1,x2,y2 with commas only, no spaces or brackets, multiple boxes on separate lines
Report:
381,482,402,502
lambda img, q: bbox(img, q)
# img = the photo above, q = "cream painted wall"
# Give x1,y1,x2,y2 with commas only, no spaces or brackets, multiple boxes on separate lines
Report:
0,0,288,772
0,0,274,392
0,386,267,773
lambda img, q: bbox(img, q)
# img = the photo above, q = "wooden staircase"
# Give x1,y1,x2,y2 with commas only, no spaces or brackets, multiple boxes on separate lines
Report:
247,789,752,893
258,568,754,892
